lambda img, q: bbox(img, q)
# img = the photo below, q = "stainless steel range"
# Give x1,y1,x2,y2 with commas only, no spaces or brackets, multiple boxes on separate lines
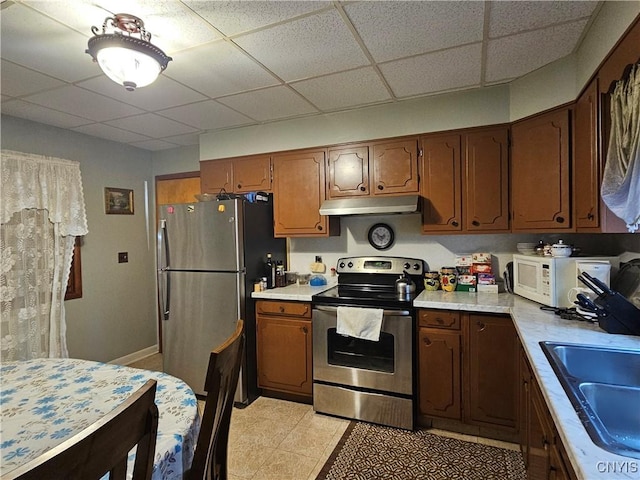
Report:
311,256,425,430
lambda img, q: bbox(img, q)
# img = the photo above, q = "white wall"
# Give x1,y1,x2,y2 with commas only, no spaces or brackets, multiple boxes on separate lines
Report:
1,115,158,362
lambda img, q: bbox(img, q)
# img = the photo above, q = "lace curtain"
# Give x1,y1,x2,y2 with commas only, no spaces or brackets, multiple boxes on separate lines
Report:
601,63,640,233
1,150,88,361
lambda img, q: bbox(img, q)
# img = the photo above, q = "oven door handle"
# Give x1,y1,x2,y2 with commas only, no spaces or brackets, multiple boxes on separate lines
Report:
313,305,412,316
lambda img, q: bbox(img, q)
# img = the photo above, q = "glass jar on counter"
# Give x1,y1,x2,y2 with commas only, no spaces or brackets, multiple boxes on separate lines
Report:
275,262,286,287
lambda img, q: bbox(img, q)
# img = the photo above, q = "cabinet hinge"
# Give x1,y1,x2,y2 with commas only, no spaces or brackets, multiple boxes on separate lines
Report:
418,147,423,157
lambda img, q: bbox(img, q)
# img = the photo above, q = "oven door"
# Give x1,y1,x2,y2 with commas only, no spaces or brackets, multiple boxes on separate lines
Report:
312,304,413,395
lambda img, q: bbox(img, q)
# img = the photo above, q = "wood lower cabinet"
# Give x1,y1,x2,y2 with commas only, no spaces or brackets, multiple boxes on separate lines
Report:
417,310,462,419
519,340,577,480
417,310,517,439
272,149,338,237
256,301,312,397
511,108,572,232
466,313,518,429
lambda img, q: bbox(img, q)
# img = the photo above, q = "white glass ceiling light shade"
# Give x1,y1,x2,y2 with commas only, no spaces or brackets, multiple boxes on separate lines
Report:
86,14,171,91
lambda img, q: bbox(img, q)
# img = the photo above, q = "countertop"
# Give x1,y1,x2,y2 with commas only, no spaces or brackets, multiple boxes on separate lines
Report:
254,286,640,479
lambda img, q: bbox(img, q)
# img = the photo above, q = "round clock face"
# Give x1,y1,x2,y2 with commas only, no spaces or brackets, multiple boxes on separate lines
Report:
368,223,394,250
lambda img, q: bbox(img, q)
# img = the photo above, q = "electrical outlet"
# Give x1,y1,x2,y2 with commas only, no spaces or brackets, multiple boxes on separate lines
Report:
118,252,128,263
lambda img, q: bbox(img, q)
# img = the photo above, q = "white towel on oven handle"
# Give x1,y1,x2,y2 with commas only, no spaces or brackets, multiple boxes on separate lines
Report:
336,306,384,341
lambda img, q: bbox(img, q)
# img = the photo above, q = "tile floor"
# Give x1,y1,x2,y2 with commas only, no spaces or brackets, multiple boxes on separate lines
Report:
128,353,520,480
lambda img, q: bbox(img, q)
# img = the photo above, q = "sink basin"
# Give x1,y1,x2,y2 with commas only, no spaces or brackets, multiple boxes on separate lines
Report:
540,342,640,459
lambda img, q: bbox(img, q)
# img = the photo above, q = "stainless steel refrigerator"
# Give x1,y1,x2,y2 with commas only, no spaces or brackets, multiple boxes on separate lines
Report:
157,197,285,401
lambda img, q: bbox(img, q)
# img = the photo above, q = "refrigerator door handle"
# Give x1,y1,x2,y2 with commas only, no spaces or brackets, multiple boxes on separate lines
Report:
157,219,171,320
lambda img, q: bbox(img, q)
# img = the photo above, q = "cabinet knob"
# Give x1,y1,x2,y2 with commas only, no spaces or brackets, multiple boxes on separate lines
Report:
451,220,459,227
555,216,565,223
423,336,432,346
279,306,285,313
360,186,366,191
237,184,242,189
472,220,480,226
377,185,384,190
436,317,444,324
477,321,486,331
302,326,308,334
317,225,323,231
587,212,595,220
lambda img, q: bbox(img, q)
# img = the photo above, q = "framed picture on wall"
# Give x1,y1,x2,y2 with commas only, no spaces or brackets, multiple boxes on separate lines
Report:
104,187,134,215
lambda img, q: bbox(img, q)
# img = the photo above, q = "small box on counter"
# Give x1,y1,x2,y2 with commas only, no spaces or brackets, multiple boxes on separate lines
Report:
456,274,477,292
477,284,499,293
455,255,473,266
472,252,491,264
477,273,496,285
471,263,492,274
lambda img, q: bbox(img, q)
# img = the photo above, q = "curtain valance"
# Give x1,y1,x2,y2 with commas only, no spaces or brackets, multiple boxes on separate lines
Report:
1,150,88,236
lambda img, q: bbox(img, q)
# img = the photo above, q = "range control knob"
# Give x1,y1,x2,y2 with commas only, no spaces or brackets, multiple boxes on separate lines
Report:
347,262,354,268
413,263,421,271
339,262,345,269
403,262,410,270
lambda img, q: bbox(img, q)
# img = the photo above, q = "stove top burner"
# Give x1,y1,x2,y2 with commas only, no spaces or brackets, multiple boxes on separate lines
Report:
312,256,426,309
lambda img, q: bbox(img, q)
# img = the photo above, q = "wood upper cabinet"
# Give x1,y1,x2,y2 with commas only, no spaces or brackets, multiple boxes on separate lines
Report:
200,155,271,194
466,313,518,429
420,133,462,232
327,144,369,198
256,301,312,397
573,79,601,230
371,138,420,195
272,149,337,237
200,159,233,194
464,127,510,232
417,310,462,420
511,108,572,232
326,138,418,199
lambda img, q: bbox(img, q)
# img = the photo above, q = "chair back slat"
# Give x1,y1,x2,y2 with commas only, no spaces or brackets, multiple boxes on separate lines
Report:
4,379,159,480
188,319,245,480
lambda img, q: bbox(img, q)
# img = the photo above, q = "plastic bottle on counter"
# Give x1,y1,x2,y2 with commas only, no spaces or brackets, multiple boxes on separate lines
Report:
265,253,276,289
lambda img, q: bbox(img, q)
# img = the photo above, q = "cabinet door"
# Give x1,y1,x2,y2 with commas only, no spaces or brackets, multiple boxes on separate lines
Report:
420,134,462,232
418,328,462,420
272,150,331,237
466,314,518,429
234,155,271,193
511,109,571,231
574,79,600,230
256,316,312,395
200,159,233,194
519,343,531,469
528,379,552,480
464,127,510,232
371,139,419,195
327,145,369,198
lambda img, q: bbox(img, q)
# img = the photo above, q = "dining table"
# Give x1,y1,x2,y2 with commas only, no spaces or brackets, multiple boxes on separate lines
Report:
0,358,201,479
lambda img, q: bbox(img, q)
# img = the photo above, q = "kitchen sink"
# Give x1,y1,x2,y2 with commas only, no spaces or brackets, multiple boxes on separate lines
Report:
540,342,640,460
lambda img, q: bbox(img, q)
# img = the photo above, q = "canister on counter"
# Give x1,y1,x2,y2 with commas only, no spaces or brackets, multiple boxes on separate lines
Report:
424,271,440,291
440,267,458,292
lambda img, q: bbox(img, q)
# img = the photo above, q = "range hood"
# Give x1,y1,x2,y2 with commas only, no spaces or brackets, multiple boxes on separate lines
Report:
319,195,419,216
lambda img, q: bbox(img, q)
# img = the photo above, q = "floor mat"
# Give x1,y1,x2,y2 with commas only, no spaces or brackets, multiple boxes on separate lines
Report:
316,422,526,480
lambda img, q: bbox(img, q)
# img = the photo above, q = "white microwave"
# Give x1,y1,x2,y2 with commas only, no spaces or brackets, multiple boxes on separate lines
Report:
512,254,617,308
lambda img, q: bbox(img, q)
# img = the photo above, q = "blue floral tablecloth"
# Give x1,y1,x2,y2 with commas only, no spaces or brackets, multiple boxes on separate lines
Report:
0,358,201,479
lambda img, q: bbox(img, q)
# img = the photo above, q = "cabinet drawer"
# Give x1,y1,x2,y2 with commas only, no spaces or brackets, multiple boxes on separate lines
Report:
256,301,311,318
418,309,461,329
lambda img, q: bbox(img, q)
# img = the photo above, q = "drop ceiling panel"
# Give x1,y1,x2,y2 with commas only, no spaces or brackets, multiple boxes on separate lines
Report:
380,44,482,98
489,1,598,37
158,100,254,130
486,20,588,83
1,99,93,128
233,10,369,81
105,113,199,138
0,4,97,82
23,85,144,122
345,1,484,63
161,132,201,147
182,0,331,36
163,41,280,98
291,68,392,111
217,86,319,122
71,123,151,144
76,75,207,111
0,60,66,97
129,138,182,151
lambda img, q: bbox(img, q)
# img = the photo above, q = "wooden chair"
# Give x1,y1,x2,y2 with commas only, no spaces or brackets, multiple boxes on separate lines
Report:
188,319,245,480
5,379,159,480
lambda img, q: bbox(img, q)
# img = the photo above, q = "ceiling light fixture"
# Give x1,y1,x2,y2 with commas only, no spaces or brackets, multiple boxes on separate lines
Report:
86,13,172,92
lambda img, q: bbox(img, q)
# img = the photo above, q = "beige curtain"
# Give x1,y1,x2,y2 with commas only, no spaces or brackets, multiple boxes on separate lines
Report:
601,63,640,233
1,150,88,361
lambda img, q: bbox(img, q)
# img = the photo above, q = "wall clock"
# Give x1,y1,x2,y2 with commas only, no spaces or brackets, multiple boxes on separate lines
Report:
368,223,394,250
